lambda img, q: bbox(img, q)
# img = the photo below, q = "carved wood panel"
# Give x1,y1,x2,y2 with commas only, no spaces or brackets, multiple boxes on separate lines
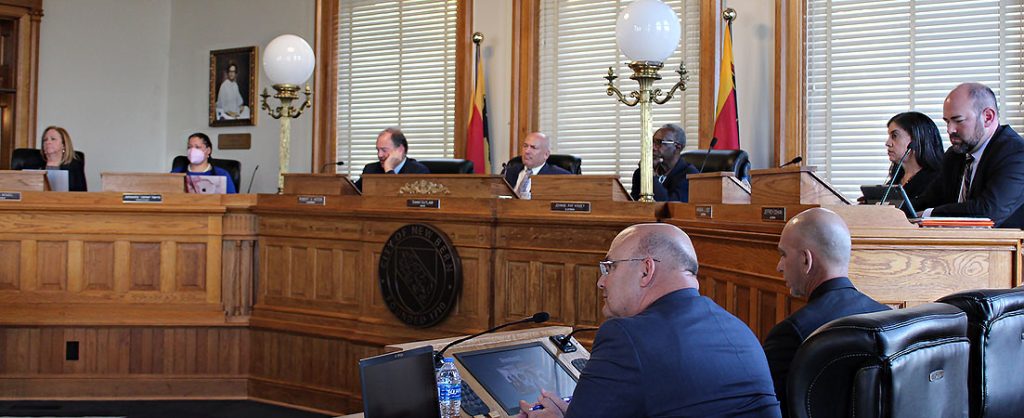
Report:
36,241,67,291
129,243,161,291
82,242,114,291
0,240,19,290
175,243,206,291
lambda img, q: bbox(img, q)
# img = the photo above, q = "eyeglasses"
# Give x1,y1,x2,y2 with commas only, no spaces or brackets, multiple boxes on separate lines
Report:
653,139,676,147
598,257,660,276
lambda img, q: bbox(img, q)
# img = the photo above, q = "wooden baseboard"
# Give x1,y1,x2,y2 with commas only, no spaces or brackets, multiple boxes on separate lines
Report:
248,376,356,416
0,376,248,399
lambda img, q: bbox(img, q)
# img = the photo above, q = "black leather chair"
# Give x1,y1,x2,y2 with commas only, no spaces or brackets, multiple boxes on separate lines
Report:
788,303,970,418
506,154,582,174
938,288,1024,418
11,148,85,170
418,158,474,174
171,156,242,192
680,149,750,182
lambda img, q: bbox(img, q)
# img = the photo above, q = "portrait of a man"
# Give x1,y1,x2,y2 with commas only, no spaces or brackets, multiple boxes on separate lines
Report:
209,47,257,127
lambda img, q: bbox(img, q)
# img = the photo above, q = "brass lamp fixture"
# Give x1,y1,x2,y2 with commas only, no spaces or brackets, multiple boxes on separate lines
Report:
261,34,315,192
605,0,687,202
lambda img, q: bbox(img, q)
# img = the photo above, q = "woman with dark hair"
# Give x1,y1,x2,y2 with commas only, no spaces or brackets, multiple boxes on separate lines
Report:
19,126,88,191
170,132,237,193
883,111,944,205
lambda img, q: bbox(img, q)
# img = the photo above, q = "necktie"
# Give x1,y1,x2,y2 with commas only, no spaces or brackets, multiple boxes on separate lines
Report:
517,168,532,199
958,154,975,203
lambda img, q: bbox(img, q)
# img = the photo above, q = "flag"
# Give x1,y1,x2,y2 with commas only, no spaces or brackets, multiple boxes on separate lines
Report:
713,22,740,150
465,45,490,174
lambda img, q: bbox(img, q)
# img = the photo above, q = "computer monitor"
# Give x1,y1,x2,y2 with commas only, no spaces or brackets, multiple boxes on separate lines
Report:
359,345,441,418
185,175,227,194
455,342,577,416
860,184,917,219
24,169,68,192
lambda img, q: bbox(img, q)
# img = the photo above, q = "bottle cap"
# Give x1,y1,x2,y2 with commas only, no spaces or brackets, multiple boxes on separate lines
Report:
443,357,455,363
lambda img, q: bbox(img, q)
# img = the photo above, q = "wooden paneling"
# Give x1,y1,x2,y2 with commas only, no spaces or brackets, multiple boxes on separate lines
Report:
36,241,67,290
129,242,161,291
82,241,114,291
176,243,206,291
0,240,20,290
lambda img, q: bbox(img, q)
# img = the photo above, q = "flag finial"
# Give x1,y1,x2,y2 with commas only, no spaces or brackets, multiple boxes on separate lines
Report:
723,8,737,23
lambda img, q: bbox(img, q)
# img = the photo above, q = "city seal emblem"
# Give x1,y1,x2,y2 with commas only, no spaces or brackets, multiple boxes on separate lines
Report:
379,223,462,327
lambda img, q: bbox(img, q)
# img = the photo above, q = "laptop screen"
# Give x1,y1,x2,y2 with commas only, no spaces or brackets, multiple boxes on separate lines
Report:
359,345,440,418
185,175,227,194
455,342,577,416
860,184,918,218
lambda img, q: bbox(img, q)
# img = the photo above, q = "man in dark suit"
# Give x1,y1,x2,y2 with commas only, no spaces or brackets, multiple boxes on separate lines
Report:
503,132,571,199
518,224,781,418
763,208,889,416
354,127,430,191
916,82,1024,228
630,123,699,202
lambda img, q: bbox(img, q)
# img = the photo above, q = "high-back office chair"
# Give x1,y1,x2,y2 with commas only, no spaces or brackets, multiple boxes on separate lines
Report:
505,154,582,175
938,288,1024,418
788,303,970,418
171,156,242,192
11,148,86,170
680,149,750,182
418,158,474,174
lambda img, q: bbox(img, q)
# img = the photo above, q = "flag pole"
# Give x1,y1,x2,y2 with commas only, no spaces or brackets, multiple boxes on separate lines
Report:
723,8,738,143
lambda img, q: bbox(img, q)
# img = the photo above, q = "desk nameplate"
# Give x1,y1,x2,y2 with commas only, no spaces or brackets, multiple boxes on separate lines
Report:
122,194,164,204
298,195,327,205
550,201,591,213
761,207,786,222
407,198,441,209
696,205,713,219
0,192,22,201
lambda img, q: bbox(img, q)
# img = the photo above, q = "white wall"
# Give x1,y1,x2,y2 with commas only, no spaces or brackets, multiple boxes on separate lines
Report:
37,0,172,191
167,0,315,193
724,0,775,170
37,0,315,193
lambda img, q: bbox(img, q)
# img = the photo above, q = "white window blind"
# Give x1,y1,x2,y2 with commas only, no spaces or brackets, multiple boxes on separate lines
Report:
538,0,701,189
807,0,1024,199
335,0,458,176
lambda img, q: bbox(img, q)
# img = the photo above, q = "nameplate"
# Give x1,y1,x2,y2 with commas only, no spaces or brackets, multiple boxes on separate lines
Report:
0,192,22,201
407,198,440,209
297,195,326,205
551,201,591,213
761,207,786,222
696,205,713,219
122,194,163,204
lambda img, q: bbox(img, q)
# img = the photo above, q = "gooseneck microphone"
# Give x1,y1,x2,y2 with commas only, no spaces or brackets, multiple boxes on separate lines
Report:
434,312,549,366
549,327,600,353
779,156,803,168
245,165,259,194
880,147,912,206
320,161,345,172
698,137,719,173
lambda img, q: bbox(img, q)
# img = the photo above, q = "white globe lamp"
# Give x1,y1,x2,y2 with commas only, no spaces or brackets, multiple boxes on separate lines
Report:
263,34,315,87
615,0,681,63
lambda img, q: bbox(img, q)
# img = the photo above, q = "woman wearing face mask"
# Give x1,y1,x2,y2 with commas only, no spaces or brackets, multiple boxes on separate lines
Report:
170,132,237,193
21,126,88,191
880,111,944,206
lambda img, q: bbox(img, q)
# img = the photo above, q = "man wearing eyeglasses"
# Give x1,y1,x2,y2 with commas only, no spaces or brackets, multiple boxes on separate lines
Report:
517,223,781,418
629,124,699,202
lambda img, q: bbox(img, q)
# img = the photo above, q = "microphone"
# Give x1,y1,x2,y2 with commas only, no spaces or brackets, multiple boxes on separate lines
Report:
434,312,549,366
245,165,259,194
321,161,345,172
880,147,912,206
549,327,599,353
779,156,802,168
698,137,719,173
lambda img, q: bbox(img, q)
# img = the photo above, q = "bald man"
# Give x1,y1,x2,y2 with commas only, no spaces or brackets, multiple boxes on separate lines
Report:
518,224,781,418
916,82,1024,227
763,208,889,416
503,132,571,199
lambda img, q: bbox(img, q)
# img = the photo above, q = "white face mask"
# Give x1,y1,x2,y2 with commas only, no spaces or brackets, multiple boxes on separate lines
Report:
188,148,206,165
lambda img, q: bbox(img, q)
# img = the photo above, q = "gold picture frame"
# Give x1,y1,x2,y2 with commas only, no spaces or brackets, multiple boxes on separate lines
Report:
209,46,258,127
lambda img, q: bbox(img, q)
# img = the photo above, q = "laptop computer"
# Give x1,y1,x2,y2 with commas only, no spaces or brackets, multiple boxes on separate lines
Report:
24,169,69,192
860,184,917,219
185,175,227,194
359,345,441,418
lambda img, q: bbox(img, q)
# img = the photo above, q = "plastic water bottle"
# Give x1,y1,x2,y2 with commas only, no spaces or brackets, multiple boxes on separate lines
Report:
436,357,462,418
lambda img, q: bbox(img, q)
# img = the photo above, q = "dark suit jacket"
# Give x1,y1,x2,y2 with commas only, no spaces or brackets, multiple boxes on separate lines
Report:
502,161,571,188
354,158,430,191
565,288,781,418
20,155,87,192
916,125,1024,227
762,277,889,417
630,158,699,202
896,166,938,209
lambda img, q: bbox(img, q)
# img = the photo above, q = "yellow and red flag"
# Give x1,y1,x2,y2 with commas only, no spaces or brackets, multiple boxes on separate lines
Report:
465,45,490,174
713,22,740,150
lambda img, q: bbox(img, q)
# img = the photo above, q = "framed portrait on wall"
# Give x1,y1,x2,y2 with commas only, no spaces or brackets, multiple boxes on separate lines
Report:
209,46,257,127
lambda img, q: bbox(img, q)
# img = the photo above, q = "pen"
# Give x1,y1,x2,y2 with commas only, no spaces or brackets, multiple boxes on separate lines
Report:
530,396,572,411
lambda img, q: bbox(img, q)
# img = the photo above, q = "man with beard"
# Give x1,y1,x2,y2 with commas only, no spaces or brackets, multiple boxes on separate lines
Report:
916,82,1024,228
630,124,699,202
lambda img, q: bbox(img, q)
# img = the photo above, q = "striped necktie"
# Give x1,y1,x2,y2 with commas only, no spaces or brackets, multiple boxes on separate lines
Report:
958,154,975,203
517,168,533,199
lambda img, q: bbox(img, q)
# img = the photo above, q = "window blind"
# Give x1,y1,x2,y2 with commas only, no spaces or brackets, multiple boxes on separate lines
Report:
806,0,1024,199
335,0,458,176
537,0,701,190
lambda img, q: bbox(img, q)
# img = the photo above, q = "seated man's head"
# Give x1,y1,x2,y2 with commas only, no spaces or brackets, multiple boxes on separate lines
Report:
520,132,551,169
598,223,699,318
776,208,851,298
376,127,408,164
653,124,685,163
944,82,999,154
